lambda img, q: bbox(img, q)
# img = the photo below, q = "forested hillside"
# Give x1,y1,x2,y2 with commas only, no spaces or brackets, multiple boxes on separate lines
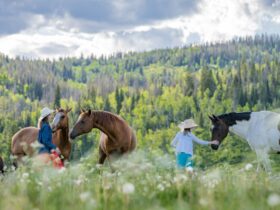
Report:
1,34,280,166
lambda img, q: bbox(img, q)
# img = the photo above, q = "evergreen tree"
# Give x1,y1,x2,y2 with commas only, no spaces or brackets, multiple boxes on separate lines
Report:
104,97,111,111
200,67,216,97
54,85,61,108
115,88,124,114
81,68,87,83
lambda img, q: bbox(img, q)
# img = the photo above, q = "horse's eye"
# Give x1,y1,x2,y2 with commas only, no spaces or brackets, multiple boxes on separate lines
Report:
81,120,85,124
61,116,65,119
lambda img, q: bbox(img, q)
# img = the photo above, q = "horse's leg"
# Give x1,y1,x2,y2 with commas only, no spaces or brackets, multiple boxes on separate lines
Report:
98,146,107,164
255,150,262,172
12,154,25,169
106,154,114,172
99,133,115,172
262,152,272,173
255,149,271,173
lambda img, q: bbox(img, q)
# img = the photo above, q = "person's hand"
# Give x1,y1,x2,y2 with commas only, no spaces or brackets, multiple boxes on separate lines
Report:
51,148,61,155
55,148,61,155
210,140,219,145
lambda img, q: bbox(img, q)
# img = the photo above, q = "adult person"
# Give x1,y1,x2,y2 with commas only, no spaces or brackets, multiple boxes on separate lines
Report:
37,107,63,168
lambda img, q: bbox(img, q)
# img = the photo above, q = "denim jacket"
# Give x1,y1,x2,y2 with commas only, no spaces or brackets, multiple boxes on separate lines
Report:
38,122,56,154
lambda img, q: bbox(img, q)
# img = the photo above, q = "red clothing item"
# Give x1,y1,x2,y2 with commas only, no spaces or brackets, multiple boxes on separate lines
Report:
50,150,64,169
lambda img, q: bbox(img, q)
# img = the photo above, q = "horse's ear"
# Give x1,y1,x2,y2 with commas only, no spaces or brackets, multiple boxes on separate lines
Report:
87,109,91,116
81,108,85,113
66,107,72,113
209,115,215,122
212,115,218,120
210,114,219,123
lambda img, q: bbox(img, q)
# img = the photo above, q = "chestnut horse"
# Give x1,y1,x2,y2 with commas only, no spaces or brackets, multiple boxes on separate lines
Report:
70,109,137,165
11,108,72,164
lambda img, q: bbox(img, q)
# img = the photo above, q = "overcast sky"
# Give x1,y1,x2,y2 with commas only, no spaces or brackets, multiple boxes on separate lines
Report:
0,0,280,59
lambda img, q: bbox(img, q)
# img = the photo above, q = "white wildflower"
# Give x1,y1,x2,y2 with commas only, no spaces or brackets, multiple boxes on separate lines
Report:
267,193,280,207
96,164,102,169
173,174,188,183
122,183,135,194
75,179,83,186
80,192,91,202
245,163,253,171
37,181,43,186
22,172,29,179
11,165,16,171
186,166,194,173
88,168,95,173
199,198,208,206
58,167,66,174
165,182,171,188
157,184,165,191
103,183,112,190
201,169,221,188
74,175,87,186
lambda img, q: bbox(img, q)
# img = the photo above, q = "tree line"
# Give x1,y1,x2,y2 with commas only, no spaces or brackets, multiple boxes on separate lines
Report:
0,34,279,167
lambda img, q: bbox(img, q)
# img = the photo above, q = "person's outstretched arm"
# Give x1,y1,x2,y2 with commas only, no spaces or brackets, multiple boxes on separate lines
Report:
190,133,215,145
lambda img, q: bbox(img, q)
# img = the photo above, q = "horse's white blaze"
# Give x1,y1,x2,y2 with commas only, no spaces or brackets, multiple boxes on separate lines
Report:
228,111,280,171
52,112,63,127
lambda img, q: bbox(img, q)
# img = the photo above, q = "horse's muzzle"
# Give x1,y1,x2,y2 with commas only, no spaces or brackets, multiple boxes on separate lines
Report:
211,144,219,150
69,130,77,139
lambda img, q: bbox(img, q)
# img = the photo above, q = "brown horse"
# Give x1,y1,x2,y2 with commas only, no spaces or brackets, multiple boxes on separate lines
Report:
70,109,137,164
0,156,4,173
11,108,72,164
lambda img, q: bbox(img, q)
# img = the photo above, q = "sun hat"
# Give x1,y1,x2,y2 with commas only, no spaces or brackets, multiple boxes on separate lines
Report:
178,119,198,131
39,107,54,120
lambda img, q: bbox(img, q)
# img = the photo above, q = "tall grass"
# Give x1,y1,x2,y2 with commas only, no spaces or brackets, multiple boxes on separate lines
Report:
0,150,279,210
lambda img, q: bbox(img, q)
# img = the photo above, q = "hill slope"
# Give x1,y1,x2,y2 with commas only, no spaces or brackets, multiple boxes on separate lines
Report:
0,34,280,165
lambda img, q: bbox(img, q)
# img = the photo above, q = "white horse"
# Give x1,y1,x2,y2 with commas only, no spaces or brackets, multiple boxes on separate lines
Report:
209,111,280,172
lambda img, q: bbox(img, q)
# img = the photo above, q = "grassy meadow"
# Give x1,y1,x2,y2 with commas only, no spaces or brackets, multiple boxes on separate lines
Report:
0,150,280,210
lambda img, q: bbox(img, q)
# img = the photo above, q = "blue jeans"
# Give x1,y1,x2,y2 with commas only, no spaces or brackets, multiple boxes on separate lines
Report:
176,152,193,168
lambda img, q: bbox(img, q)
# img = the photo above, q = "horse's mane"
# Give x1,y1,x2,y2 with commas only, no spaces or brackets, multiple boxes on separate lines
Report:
92,111,126,127
218,112,252,126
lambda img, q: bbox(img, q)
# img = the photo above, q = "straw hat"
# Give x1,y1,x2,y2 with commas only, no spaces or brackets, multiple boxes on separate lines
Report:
39,107,54,120
178,119,198,131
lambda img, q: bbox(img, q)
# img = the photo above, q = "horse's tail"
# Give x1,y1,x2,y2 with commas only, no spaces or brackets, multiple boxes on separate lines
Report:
130,129,137,151
11,133,17,155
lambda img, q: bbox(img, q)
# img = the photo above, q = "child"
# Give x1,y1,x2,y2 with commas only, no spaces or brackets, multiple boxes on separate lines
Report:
171,119,218,169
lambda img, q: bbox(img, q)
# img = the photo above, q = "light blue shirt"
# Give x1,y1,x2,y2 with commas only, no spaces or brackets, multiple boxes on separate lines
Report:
171,131,210,155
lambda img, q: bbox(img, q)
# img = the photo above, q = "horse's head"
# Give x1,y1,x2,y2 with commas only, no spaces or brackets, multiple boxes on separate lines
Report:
209,114,229,150
70,109,92,139
51,108,72,132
